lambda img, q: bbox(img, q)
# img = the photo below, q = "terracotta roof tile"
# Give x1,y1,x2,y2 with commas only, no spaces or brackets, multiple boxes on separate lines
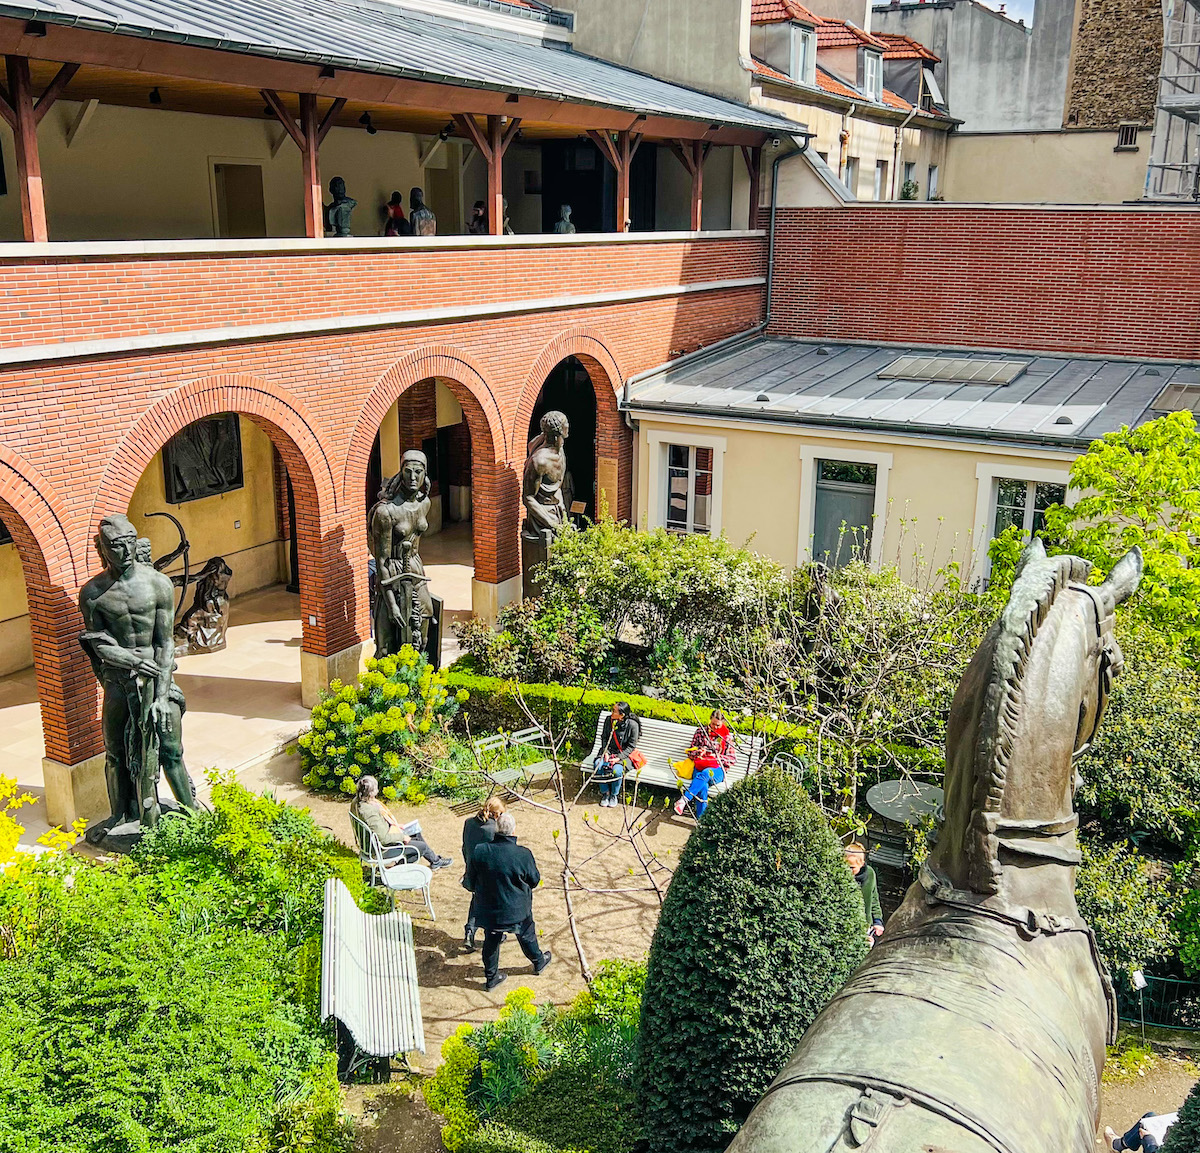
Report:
814,18,887,50
880,87,911,111
750,56,793,83
873,32,940,62
814,66,860,99
750,0,818,26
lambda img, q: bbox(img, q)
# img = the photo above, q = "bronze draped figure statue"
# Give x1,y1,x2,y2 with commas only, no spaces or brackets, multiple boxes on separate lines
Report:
728,540,1143,1153
368,449,434,658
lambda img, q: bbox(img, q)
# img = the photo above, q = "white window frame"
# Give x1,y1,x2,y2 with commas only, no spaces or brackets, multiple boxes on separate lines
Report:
926,164,940,200
970,463,1077,587
646,429,726,537
790,25,817,86
797,445,892,570
873,159,888,201
863,50,883,102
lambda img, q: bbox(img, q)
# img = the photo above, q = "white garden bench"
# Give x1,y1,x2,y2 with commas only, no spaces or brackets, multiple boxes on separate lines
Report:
580,714,766,806
320,877,426,1081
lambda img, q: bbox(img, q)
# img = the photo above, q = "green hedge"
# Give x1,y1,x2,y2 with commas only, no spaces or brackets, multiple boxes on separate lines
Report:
445,668,811,756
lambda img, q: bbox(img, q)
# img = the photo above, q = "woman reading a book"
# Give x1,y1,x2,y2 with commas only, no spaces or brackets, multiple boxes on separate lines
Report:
351,774,453,869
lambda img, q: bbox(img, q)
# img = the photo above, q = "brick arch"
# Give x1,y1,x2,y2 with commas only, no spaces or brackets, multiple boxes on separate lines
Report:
89,374,359,660
0,446,98,765
345,346,518,592
342,345,506,506
513,328,625,459
516,328,631,523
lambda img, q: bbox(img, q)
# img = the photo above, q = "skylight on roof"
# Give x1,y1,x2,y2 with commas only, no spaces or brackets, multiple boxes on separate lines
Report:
877,356,1029,385
1152,382,1200,414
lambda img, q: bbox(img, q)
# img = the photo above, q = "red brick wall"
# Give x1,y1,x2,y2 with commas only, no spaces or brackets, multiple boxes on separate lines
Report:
0,237,766,762
768,206,1200,360
0,237,766,349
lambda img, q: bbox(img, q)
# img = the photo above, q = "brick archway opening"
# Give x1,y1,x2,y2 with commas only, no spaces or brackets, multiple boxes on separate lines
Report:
0,494,97,777
352,371,517,645
345,350,518,638
517,332,631,528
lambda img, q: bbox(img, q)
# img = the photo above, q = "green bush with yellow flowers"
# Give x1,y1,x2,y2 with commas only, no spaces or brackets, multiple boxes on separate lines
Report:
298,646,469,797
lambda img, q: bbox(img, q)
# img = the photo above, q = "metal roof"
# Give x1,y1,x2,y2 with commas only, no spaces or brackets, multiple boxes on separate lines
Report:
0,0,801,132
624,335,1200,449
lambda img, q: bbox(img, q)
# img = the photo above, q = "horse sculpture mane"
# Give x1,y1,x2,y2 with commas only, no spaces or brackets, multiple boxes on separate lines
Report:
729,541,1142,1153
968,548,1092,893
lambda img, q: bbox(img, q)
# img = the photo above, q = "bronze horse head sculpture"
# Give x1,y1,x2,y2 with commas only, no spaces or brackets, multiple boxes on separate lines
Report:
728,541,1142,1153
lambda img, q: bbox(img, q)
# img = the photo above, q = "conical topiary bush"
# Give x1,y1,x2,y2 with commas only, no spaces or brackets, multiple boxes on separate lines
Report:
633,768,868,1153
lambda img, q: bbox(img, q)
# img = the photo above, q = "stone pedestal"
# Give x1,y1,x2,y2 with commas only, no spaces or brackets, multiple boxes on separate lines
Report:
471,574,522,624
43,752,107,827
521,529,553,601
300,642,364,707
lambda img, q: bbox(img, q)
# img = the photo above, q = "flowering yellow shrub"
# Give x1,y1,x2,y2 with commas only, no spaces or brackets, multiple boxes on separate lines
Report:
298,646,466,793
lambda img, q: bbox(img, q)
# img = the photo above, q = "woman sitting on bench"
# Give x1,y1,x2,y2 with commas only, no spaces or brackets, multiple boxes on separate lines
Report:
593,701,640,808
673,711,735,818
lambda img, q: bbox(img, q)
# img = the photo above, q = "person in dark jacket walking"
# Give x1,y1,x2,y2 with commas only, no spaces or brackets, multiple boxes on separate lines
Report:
471,811,552,990
592,701,640,807
461,796,505,952
844,842,885,945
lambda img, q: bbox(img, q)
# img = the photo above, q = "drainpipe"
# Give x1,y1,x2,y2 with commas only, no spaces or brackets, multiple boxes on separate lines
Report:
765,133,812,329
891,106,918,199
837,104,856,183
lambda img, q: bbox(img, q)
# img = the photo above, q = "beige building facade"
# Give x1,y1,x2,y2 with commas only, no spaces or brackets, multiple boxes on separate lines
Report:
633,414,1075,587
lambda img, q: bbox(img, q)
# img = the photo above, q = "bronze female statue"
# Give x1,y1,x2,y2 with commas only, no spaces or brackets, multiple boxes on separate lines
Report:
368,449,434,658
729,540,1143,1153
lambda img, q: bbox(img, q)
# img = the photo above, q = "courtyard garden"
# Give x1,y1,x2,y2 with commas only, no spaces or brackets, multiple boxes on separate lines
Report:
2,412,1199,1152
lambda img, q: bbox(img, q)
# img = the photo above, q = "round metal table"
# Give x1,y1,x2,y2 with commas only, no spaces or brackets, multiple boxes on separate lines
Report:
866,779,944,828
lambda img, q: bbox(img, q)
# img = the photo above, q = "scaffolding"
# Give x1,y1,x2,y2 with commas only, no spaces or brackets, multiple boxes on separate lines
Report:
1146,0,1200,199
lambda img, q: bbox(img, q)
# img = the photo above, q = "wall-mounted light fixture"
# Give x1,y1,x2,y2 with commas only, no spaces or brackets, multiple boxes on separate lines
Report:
438,122,453,142
359,111,377,135
148,87,163,105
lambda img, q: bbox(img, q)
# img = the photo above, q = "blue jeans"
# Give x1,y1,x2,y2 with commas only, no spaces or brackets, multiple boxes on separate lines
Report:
593,757,625,800
680,767,713,816
1114,1114,1166,1153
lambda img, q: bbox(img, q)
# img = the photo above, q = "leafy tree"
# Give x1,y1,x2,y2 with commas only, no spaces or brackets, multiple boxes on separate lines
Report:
633,770,867,1153
537,519,786,658
1074,840,1177,980
1075,618,1200,845
1161,1077,1200,1153
990,411,1200,652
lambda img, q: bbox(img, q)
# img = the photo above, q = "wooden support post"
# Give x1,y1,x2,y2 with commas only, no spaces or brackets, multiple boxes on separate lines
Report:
741,144,762,230
0,56,78,242
263,89,343,238
587,128,642,232
299,93,322,239
452,113,520,235
669,139,708,232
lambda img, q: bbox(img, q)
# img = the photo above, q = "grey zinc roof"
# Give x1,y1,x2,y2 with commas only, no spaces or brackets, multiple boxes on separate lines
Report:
624,336,1200,449
0,0,801,132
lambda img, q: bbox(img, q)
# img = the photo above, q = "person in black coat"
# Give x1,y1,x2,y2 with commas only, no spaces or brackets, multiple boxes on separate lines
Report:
471,811,552,991
461,796,505,952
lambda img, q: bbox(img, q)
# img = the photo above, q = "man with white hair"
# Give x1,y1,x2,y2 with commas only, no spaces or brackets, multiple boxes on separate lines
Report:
471,810,551,990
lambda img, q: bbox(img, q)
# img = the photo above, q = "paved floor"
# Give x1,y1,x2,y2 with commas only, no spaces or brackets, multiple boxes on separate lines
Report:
7,520,476,847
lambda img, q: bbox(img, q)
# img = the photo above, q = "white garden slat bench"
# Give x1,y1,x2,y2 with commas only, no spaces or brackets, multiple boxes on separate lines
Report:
580,714,765,805
320,877,425,1080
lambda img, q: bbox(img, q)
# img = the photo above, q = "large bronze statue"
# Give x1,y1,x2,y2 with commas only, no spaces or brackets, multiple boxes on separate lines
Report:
520,411,570,598
175,555,234,655
728,540,1143,1153
522,411,570,537
368,450,434,657
79,516,197,845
